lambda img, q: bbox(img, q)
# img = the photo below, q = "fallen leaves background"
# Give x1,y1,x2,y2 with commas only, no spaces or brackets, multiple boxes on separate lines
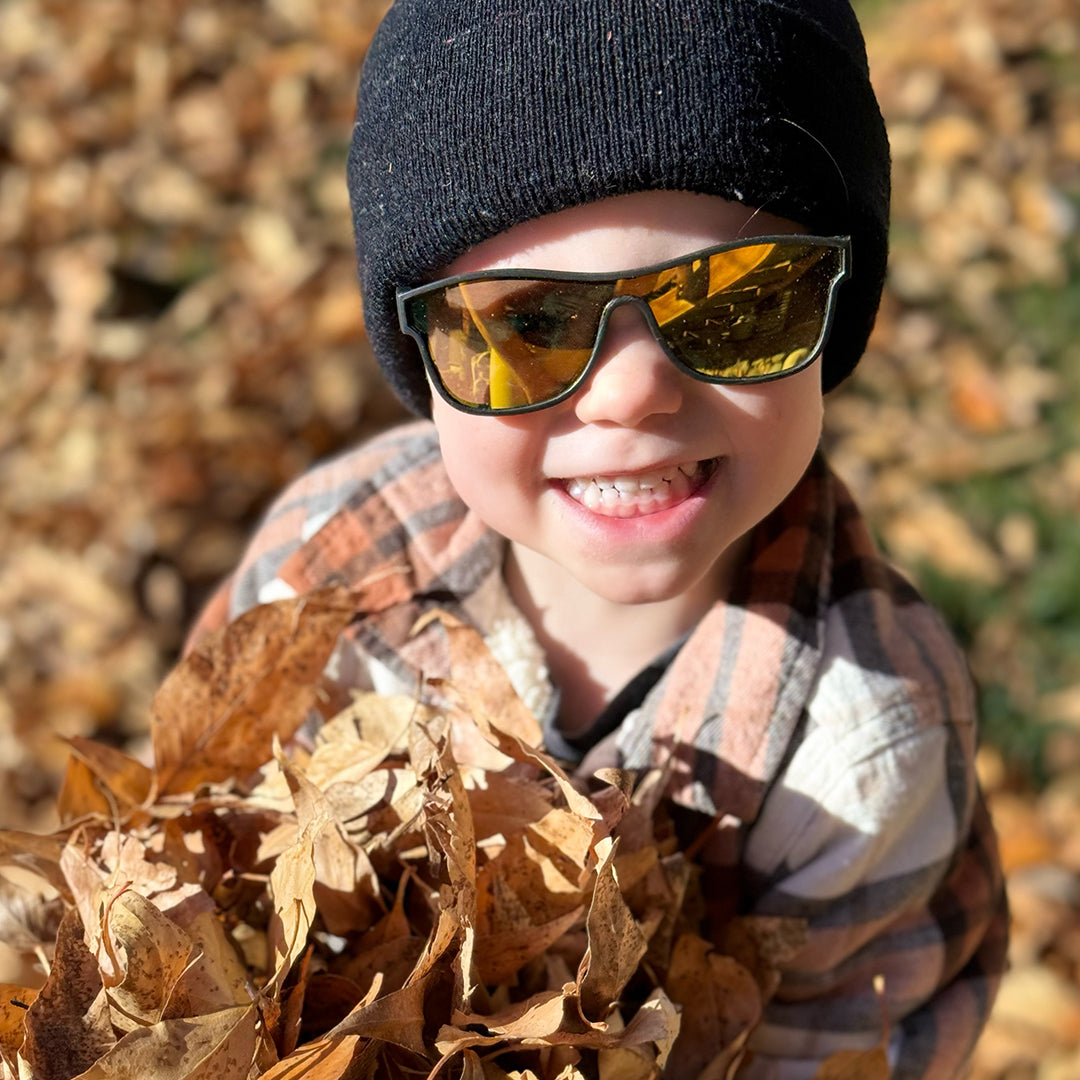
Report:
0,0,1078,1075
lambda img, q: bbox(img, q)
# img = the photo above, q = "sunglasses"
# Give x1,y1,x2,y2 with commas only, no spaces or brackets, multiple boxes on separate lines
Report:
396,234,851,416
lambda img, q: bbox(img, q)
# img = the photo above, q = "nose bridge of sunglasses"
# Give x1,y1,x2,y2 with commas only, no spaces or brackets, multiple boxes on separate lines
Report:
595,293,666,343
575,295,688,387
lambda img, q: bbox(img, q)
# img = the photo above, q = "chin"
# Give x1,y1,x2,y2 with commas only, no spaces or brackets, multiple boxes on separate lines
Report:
570,566,705,608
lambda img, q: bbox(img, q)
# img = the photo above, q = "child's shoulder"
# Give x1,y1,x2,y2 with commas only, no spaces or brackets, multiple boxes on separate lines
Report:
814,475,977,743
269,418,444,515
216,419,465,617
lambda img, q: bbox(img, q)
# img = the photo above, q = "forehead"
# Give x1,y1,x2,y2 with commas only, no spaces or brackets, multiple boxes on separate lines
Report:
443,190,807,277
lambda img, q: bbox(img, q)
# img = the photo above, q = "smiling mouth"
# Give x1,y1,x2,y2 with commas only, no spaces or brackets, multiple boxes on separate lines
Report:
561,458,719,518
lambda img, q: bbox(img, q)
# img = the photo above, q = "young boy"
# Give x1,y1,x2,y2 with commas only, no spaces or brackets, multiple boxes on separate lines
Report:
189,0,1008,1075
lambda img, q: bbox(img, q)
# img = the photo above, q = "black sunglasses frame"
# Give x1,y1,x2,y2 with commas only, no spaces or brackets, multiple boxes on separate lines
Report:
396,233,852,417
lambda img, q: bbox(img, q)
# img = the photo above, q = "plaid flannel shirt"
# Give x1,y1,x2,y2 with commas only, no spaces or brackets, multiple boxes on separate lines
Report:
188,420,1008,1080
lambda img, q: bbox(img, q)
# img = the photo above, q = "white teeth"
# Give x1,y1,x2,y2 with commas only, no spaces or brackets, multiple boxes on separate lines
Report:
563,460,715,517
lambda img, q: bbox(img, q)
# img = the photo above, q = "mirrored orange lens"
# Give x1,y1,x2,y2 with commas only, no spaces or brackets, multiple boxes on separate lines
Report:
641,242,843,378
421,278,608,409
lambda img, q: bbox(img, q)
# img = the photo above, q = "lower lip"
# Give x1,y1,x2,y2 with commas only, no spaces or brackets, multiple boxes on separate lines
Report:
553,462,722,546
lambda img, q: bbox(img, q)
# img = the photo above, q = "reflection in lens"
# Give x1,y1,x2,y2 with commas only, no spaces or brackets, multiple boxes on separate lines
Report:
405,237,846,411
649,243,841,380
427,279,602,409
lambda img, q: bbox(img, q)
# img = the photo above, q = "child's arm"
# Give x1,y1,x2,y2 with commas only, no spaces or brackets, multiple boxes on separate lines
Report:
737,661,1007,1077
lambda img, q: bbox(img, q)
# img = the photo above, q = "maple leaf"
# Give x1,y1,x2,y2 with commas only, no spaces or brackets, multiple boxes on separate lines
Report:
152,587,355,795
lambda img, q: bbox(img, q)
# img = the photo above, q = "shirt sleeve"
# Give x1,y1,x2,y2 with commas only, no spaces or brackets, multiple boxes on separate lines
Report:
183,420,437,653
737,623,1008,1078
184,570,237,652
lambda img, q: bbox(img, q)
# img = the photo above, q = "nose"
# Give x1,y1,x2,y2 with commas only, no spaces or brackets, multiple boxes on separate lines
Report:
571,300,686,427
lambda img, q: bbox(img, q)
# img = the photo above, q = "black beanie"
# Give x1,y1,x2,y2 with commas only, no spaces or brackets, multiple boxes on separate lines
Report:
348,0,891,417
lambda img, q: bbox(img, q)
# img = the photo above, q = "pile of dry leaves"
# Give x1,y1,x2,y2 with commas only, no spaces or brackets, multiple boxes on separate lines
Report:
0,590,886,1079
1,0,1077,832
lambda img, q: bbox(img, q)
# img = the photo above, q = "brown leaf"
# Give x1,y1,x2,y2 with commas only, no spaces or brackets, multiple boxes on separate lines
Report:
408,906,463,991
100,890,194,1029
436,988,581,1056
438,985,680,1060
305,694,417,789
0,876,64,955
69,1004,267,1080
577,843,648,1023
315,766,424,845
475,833,585,936
459,699,603,830
0,984,38,1054
340,936,425,1002
474,907,584,988
260,970,389,1079
466,773,561,853
663,933,763,1080
277,750,382,936
587,989,678,1062
58,842,111,960
152,588,355,795
60,738,154,822
57,757,116,824
284,971,362,1047
410,712,478,1003
596,1045,656,1080
528,806,597,887
60,832,194,961
327,971,436,1056
339,875,422,995
356,871,412,951
19,909,116,1080
457,1048,487,1080
165,909,255,1016
440,619,544,749
275,946,312,1060
811,1046,891,1079
0,830,72,897
256,1035,375,1080
266,807,320,1000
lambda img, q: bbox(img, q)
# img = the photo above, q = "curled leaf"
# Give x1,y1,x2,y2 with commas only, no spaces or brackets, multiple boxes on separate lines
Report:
101,890,195,1028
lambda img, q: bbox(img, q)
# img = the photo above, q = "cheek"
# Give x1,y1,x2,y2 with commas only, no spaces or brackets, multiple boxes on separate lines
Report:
430,400,540,523
773,389,824,448
721,372,824,473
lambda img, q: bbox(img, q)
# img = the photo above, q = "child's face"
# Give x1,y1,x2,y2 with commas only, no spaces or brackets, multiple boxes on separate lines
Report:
427,190,825,607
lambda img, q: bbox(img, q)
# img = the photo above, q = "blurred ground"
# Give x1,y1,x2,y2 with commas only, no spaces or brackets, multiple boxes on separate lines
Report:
0,0,1079,1074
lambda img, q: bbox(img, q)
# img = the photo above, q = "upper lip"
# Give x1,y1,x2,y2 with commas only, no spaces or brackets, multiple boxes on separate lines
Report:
553,456,716,481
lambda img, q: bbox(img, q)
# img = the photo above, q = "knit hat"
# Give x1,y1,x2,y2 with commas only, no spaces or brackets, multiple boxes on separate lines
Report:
348,0,891,417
